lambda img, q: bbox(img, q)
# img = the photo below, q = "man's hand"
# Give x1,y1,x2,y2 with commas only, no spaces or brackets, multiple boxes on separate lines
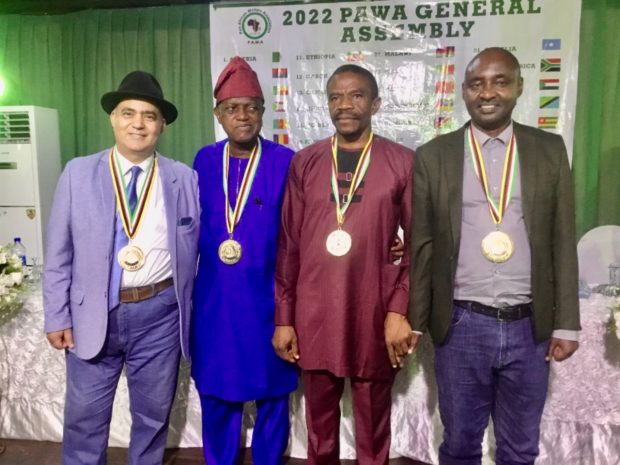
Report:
272,325,300,363
546,337,579,362
384,312,418,368
390,236,404,262
47,328,75,350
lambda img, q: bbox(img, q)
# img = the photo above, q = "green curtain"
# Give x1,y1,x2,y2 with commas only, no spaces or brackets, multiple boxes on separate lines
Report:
0,2,618,237
572,0,620,238
0,5,214,167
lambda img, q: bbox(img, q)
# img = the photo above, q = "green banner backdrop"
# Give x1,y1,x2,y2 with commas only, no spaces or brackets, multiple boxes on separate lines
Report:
0,0,618,238
0,5,214,168
572,0,620,238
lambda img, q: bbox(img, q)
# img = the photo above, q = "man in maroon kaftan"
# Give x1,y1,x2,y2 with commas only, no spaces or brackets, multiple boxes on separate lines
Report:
273,64,415,465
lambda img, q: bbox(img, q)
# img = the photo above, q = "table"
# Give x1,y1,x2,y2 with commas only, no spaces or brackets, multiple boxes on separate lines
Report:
1,286,619,464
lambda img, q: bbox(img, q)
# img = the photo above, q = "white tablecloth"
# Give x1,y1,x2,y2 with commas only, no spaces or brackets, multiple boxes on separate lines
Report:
1,287,619,464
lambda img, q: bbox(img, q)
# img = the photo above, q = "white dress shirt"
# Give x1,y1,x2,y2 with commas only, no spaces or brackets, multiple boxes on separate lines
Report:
115,149,173,288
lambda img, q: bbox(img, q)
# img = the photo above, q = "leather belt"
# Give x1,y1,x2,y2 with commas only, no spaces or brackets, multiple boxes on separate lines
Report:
454,300,532,322
120,277,174,304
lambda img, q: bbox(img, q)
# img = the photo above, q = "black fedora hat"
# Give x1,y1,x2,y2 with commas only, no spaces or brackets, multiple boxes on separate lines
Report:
101,71,178,124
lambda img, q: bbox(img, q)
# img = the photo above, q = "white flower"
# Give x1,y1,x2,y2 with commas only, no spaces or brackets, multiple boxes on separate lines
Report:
9,272,23,286
7,254,21,268
0,274,11,287
0,244,25,316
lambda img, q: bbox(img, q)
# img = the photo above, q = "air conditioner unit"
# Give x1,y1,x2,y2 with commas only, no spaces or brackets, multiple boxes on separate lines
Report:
0,106,61,264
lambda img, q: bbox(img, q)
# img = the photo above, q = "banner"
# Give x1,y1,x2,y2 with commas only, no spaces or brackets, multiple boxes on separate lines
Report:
210,0,581,158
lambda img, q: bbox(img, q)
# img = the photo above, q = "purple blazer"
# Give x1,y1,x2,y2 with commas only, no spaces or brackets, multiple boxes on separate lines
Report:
43,149,200,360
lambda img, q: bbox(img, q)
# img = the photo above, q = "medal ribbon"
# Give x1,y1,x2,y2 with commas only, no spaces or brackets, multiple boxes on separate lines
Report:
222,139,262,236
330,133,373,227
466,125,518,226
109,149,157,240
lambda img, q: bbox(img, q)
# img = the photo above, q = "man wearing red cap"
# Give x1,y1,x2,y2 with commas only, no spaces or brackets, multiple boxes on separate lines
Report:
190,57,298,465
273,65,415,464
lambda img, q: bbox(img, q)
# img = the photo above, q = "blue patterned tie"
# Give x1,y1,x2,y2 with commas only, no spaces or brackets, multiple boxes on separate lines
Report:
108,165,142,310
126,165,141,214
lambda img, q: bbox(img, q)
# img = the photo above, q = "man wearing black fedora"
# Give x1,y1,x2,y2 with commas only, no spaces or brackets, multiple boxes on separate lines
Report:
43,71,200,465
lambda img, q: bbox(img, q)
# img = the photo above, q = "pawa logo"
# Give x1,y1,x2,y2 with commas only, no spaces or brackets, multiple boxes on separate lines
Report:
239,9,271,42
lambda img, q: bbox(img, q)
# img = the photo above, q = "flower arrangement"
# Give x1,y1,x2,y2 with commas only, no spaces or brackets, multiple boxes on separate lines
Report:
0,243,25,325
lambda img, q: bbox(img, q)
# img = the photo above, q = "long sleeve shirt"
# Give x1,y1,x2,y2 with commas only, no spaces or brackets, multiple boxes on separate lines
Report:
191,137,298,401
275,135,414,380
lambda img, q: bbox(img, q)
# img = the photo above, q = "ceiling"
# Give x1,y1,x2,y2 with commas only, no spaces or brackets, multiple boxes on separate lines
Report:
0,0,209,15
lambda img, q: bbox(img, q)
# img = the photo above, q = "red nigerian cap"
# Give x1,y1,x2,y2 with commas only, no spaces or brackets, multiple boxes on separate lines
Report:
214,56,264,104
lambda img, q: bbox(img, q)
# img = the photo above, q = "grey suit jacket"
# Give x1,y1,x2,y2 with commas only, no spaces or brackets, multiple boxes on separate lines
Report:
43,149,200,360
409,122,580,344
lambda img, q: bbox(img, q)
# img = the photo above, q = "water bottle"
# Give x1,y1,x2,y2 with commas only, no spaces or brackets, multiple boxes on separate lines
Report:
12,237,27,266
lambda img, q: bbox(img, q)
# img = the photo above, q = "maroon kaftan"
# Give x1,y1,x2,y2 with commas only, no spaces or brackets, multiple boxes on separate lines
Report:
275,135,414,380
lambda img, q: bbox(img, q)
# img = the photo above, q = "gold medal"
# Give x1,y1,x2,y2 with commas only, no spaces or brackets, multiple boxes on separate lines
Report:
109,149,157,273
221,141,262,265
218,239,242,265
117,244,145,271
327,133,373,258
467,126,519,263
326,229,352,256
481,230,514,263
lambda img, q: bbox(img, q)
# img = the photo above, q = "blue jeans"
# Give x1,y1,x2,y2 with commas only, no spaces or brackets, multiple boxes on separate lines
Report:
434,303,550,465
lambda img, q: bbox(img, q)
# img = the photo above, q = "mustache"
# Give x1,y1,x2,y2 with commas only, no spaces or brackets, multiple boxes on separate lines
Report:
333,111,359,119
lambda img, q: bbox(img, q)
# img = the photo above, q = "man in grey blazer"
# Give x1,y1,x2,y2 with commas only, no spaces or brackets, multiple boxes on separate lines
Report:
43,71,199,465
409,48,580,465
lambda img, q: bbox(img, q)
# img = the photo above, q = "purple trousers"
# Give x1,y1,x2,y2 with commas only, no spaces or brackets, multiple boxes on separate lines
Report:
434,303,550,465
62,285,181,465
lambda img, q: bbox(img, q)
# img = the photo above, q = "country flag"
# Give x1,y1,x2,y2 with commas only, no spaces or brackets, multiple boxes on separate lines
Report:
273,119,289,129
436,46,455,57
345,52,365,62
542,39,561,50
272,68,288,78
273,101,286,112
273,134,289,144
436,96,454,112
435,81,455,93
272,51,281,62
538,116,558,129
539,96,560,109
434,115,452,128
273,85,288,96
435,64,455,75
539,79,560,90
541,58,561,72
